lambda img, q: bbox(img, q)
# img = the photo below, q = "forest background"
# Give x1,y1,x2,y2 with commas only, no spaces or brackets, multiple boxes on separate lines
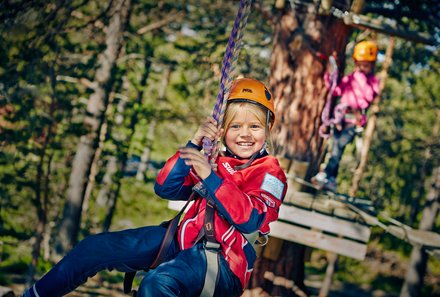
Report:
0,0,439,296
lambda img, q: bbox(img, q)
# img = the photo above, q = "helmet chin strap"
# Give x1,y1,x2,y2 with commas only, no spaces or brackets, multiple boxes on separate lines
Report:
232,142,268,171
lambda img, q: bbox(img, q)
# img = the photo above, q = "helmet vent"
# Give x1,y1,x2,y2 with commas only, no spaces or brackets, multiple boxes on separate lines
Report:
265,89,271,100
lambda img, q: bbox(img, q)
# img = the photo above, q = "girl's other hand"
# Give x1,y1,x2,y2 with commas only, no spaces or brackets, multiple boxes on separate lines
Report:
179,147,212,180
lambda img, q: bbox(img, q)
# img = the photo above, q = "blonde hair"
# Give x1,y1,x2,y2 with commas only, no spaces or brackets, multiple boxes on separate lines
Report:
221,102,273,154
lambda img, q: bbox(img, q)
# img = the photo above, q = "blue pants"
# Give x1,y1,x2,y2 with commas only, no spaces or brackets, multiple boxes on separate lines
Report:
324,126,356,178
26,226,242,297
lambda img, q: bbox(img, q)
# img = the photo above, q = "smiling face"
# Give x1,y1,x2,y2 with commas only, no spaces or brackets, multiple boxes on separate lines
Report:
223,102,267,159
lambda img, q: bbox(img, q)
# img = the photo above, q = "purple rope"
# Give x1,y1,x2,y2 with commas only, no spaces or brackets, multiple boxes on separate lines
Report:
319,56,338,138
203,0,251,158
213,4,245,121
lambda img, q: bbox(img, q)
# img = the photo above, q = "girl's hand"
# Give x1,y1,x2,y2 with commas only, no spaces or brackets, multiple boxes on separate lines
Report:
191,117,219,147
179,147,212,180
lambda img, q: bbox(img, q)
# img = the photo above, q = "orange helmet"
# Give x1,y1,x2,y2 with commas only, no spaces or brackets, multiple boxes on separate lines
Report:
228,78,275,122
352,41,378,62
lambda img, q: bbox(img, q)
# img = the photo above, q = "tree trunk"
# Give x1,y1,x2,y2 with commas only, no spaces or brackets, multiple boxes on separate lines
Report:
409,148,429,225
136,121,156,180
400,166,440,297
136,66,172,180
96,155,118,207
82,119,109,213
102,177,123,232
101,80,130,232
270,4,350,177
249,2,352,295
26,71,57,282
27,137,49,284
55,0,131,255
400,111,440,297
101,45,154,230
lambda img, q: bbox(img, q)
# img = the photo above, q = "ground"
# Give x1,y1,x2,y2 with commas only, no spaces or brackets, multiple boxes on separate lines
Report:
4,272,402,297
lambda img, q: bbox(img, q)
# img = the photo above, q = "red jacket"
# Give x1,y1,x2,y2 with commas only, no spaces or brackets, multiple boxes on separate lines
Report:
155,144,287,289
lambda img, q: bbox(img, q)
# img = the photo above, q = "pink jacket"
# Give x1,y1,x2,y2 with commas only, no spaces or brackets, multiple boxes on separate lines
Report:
330,70,379,127
334,70,379,109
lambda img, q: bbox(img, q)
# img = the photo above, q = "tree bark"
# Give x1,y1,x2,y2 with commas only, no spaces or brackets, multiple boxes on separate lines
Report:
136,66,172,180
96,155,118,207
249,3,352,295
400,111,440,297
270,4,350,177
26,65,58,282
400,166,440,297
55,0,131,255
101,44,154,230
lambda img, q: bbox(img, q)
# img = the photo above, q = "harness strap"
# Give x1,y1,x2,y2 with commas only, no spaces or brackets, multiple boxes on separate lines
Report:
200,201,221,297
201,245,220,297
150,216,180,269
204,201,216,242
199,202,267,297
123,271,137,294
123,195,194,295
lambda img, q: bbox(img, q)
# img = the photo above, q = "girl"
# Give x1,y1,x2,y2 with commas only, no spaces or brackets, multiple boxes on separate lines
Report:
313,41,380,192
22,78,287,297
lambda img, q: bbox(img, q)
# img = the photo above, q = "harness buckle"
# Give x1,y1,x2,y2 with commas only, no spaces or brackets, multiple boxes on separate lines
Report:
205,222,213,231
204,241,221,251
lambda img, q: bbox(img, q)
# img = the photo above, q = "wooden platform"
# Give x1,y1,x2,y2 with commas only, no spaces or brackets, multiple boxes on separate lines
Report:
168,188,373,260
268,187,372,259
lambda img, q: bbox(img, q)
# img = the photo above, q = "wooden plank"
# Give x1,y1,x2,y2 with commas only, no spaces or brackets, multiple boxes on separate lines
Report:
329,7,436,45
288,160,309,192
269,221,368,260
387,226,440,248
277,157,292,172
284,189,316,207
279,204,371,242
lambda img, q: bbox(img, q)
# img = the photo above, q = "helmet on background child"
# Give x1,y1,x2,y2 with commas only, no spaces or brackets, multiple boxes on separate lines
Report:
352,40,378,62
227,78,275,126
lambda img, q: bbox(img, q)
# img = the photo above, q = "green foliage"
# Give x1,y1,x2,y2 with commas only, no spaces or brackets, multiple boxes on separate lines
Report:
113,178,176,229
0,237,31,275
97,270,125,284
0,0,439,291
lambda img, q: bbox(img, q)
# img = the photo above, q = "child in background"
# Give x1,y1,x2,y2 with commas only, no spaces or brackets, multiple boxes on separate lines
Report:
313,41,380,192
22,78,287,297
